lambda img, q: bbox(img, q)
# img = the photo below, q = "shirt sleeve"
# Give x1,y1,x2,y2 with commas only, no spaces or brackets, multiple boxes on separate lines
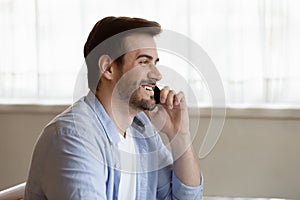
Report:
28,125,108,200
172,172,203,200
156,165,203,200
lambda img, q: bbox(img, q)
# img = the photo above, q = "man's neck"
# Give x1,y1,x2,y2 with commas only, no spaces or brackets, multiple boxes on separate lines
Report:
95,89,136,137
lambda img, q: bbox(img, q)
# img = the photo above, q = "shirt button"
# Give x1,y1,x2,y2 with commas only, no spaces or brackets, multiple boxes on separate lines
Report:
115,163,120,169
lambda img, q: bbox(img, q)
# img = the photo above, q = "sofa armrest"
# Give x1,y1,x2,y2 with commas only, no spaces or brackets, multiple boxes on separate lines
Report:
0,182,26,200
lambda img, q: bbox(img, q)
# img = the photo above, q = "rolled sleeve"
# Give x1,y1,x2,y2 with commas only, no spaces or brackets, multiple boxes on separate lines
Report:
172,172,203,200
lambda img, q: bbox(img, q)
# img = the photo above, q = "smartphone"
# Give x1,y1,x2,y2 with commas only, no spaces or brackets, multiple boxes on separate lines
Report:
154,86,160,104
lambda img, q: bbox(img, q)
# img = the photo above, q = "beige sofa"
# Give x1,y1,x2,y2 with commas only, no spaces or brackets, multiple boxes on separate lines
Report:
0,182,25,200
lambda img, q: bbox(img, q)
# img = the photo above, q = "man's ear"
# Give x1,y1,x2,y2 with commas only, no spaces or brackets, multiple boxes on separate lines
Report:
98,55,113,80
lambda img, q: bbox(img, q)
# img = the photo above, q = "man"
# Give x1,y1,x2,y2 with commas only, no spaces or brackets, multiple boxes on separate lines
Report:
24,16,203,199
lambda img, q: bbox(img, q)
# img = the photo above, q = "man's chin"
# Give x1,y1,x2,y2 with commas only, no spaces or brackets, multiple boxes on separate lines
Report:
130,100,156,112
129,95,156,112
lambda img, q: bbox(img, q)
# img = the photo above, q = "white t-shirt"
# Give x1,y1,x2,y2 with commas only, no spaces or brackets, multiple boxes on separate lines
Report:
117,128,136,200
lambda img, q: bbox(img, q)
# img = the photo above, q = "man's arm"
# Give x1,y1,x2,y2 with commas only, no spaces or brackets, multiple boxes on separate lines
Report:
25,125,107,200
146,87,203,198
171,133,202,186
154,131,203,200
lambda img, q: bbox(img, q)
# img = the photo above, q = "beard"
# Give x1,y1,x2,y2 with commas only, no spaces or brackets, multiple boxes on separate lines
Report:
129,90,156,111
115,78,157,111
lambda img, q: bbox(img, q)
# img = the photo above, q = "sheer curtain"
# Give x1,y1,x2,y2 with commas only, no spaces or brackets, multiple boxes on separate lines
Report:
0,0,300,107
188,0,300,107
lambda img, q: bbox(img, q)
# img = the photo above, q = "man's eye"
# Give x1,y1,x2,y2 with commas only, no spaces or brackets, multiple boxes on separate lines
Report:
139,60,149,65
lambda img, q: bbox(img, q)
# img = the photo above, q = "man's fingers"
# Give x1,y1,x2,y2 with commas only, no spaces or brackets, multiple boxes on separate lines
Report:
166,90,176,109
160,86,186,109
174,91,185,105
160,86,170,104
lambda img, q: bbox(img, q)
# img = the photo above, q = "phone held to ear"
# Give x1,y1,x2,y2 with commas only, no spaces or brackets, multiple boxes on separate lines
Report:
154,86,160,104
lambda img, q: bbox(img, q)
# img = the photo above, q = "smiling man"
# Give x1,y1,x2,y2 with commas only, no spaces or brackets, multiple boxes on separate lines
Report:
24,16,203,200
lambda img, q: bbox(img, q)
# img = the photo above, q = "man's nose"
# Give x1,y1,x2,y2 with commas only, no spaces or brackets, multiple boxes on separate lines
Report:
148,65,162,81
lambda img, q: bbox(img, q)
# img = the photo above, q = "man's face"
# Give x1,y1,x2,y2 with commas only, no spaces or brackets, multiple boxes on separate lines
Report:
114,33,162,112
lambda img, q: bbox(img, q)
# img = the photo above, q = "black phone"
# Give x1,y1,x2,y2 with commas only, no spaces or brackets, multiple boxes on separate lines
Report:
154,86,160,104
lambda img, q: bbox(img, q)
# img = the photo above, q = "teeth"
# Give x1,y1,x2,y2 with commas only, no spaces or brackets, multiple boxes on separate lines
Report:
143,86,153,91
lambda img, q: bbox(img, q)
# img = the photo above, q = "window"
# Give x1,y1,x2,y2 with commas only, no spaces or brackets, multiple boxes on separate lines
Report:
1,0,300,107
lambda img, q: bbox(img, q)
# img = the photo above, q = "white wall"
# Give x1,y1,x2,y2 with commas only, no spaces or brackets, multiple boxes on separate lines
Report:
0,105,299,199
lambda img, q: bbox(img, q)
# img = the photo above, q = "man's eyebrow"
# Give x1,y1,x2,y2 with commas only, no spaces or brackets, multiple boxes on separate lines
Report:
136,54,160,64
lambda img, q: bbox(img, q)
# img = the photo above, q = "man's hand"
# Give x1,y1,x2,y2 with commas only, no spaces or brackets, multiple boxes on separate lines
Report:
146,86,189,140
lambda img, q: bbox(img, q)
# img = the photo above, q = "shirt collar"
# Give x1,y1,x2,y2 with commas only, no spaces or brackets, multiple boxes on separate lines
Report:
84,90,148,145
85,90,121,145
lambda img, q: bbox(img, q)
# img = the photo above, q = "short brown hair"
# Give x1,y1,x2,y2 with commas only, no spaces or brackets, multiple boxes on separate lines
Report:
84,16,161,91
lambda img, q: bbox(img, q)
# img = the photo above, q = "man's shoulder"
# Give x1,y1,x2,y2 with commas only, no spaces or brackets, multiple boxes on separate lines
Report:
42,99,106,142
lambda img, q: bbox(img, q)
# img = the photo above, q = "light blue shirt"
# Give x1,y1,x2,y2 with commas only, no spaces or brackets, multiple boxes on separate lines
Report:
24,91,203,199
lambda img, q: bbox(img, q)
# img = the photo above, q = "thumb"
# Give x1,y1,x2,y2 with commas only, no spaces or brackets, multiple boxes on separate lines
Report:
144,105,167,132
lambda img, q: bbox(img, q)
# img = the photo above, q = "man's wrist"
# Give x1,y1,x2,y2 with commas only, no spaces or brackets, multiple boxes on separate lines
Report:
166,129,190,141
168,133,193,160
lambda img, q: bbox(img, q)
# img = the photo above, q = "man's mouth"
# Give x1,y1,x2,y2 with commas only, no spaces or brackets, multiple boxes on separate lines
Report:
141,84,155,96
142,85,154,91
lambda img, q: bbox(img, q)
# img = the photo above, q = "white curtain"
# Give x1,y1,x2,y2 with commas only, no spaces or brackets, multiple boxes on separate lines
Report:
0,0,300,107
